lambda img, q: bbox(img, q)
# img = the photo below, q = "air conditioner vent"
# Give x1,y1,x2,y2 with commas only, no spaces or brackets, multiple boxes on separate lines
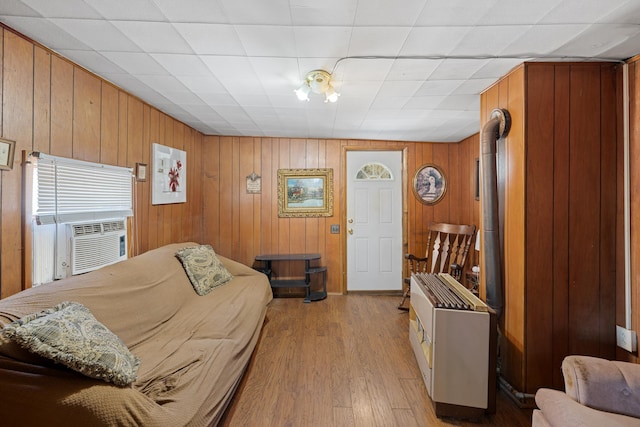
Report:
103,221,125,233
73,223,102,236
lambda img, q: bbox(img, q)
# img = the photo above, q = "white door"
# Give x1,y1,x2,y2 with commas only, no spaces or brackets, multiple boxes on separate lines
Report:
346,151,403,291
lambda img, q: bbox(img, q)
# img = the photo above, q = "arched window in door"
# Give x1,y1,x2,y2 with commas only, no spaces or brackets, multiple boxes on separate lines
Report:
355,162,393,180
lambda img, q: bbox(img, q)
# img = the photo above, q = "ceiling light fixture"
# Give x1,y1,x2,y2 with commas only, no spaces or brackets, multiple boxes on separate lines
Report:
294,70,339,103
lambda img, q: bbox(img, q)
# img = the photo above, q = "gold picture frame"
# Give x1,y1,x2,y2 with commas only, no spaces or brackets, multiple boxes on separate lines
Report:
278,168,333,217
0,138,16,171
412,163,446,205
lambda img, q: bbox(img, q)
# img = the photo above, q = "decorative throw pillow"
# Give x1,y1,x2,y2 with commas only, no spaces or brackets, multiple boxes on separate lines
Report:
1,301,140,387
175,244,233,295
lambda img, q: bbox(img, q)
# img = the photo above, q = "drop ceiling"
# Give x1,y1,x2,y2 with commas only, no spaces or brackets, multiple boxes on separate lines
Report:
2,0,640,142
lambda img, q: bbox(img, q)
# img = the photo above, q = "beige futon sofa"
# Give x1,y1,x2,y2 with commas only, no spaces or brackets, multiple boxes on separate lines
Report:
0,242,272,426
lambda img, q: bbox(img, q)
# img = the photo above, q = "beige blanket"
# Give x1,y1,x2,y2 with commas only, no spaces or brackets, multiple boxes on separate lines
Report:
0,242,272,426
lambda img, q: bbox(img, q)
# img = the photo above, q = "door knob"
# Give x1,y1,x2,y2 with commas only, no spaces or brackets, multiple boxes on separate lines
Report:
348,228,353,235
348,218,353,223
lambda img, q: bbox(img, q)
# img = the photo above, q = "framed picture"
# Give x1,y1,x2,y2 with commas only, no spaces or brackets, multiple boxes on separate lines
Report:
0,138,16,171
412,163,446,205
152,143,186,205
135,163,147,182
278,168,333,217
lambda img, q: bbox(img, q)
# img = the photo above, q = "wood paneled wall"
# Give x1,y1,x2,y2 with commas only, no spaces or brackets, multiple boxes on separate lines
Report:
202,136,480,294
0,25,204,298
481,62,621,394
626,56,640,366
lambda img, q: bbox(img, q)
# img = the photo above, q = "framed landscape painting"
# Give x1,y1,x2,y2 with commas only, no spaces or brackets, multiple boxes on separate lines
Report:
277,168,333,217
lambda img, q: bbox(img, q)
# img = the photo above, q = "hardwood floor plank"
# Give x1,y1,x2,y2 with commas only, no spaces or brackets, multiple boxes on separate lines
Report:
220,295,533,427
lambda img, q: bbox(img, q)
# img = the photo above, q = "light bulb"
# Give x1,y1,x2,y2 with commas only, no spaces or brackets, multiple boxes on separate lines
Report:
294,84,310,101
324,86,339,103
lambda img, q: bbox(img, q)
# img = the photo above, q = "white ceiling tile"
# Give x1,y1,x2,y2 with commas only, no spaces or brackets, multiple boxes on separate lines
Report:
403,96,447,109
249,57,300,88
294,27,352,58
377,81,423,97
201,56,265,95
290,0,357,25
174,23,245,55
541,0,628,24
111,21,193,54
198,92,238,106
400,27,471,56
235,25,296,57
153,0,227,23
472,58,523,79
57,50,126,74
348,27,411,56
354,0,427,26
0,16,91,50
386,59,443,81
453,26,534,56
0,0,39,17
84,0,166,21
218,0,292,25
415,80,463,96
501,24,589,57
436,95,479,111
101,52,168,75
49,19,141,51
176,75,227,94
232,94,272,108
21,0,101,19
479,0,563,25
430,59,489,80
135,74,189,94
415,0,499,26
455,78,497,95
151,54,211,76
552,24,640,58
4,0,640,142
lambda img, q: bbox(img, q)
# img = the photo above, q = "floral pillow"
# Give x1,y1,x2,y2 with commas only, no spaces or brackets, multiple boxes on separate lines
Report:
1,301,140,386
175,244,233,295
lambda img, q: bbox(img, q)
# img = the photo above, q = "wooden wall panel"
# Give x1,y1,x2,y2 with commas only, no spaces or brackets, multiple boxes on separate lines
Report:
0,25,204,297
33,47,51,153
525,64,555,390
630,59,640,365
50,56,73,158
481,62,622,395
202,135,480,295
2,30,33,298
73,70,101,162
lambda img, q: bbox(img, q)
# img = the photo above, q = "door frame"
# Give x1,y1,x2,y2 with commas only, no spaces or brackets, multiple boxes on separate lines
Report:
340,146,409,294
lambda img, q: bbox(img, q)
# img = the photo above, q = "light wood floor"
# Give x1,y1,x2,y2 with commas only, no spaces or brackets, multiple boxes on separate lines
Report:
220,295,533,427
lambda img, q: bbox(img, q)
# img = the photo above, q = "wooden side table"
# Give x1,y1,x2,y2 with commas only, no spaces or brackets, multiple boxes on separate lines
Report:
254,253,327,303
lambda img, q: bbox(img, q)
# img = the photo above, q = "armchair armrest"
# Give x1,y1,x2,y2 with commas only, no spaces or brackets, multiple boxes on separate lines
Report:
535,388,640,427
404,253,427,262
562,355,640,419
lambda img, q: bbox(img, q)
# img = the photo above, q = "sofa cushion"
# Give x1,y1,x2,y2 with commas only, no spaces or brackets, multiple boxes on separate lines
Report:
176,244,233,295
1,301,139,387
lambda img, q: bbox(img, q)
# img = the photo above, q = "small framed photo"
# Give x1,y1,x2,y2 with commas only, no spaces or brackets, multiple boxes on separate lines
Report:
278,168,333,217
0,138,16,171
412,164,446,205
135,163,148,181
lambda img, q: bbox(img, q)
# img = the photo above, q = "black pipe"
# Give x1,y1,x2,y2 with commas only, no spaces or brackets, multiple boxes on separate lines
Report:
481,108,510,319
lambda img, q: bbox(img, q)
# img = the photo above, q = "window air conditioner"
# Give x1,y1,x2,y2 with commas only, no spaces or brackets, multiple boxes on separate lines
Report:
56,219,128,279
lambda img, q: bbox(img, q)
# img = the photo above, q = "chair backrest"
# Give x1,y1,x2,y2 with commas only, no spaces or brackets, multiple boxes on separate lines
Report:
422,222,476,279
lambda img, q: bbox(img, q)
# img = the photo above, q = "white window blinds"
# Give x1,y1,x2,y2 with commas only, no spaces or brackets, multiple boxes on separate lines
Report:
32,153,133,224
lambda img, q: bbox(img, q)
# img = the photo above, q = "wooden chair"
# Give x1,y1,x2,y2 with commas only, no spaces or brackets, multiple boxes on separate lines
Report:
398,222,476,310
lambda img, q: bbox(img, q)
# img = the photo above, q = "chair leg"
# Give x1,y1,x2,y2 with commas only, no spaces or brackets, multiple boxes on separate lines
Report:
398,285,410,311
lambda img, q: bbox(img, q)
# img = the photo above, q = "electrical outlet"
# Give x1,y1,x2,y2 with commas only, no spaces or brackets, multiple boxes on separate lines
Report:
616,325,637,352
